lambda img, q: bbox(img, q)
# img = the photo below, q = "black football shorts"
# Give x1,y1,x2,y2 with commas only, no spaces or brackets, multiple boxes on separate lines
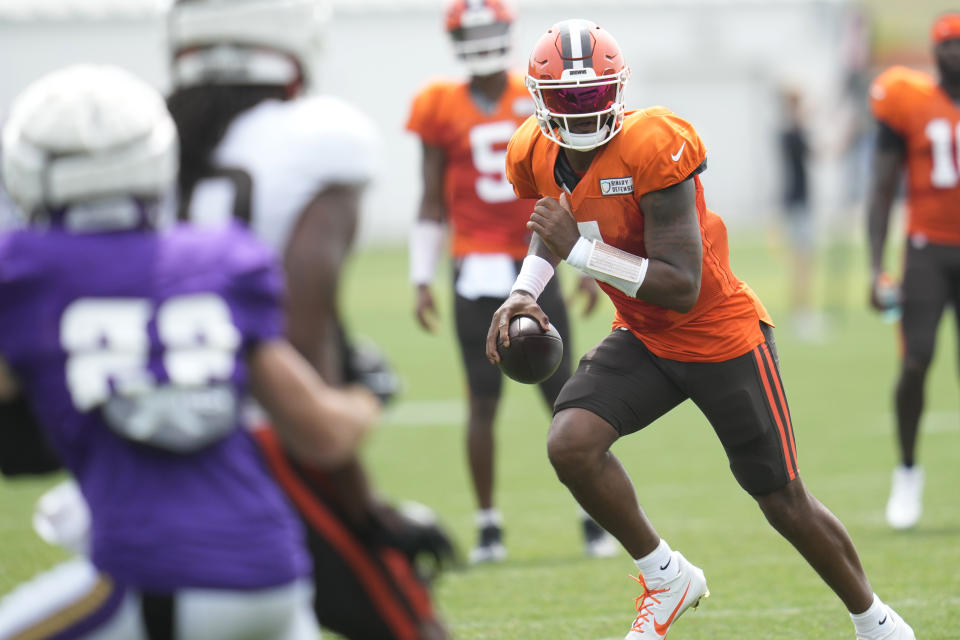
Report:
554,323,799,495
452,261,571,404
900,240,960,364
254,429,437,640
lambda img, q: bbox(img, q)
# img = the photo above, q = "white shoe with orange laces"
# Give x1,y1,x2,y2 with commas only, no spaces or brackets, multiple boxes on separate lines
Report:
624,551,708,639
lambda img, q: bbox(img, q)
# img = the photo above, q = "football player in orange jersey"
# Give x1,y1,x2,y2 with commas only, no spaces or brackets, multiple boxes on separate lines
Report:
486,19,916,640
867,12,960,532
406,0,613,564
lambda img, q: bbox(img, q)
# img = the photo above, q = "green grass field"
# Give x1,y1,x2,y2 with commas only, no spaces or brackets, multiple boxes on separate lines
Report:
1,232,958,639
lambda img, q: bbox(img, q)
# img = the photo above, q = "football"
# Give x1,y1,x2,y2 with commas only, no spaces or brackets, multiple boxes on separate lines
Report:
496,315,563,384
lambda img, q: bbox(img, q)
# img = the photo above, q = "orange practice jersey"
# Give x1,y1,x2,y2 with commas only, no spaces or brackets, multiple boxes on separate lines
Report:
406,73,536,258
871,66,960,246
506,109,772,362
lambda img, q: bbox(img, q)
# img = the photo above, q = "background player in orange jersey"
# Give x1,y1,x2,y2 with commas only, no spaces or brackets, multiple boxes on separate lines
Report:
866,12,960,531
406,0,613,564
486,18,917,640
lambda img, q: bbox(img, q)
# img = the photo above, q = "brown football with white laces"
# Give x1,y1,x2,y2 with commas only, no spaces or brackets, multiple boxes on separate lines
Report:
496,315,563,384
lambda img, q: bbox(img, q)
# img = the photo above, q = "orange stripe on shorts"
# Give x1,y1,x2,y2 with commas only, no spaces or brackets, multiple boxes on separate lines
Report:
752,346,796,481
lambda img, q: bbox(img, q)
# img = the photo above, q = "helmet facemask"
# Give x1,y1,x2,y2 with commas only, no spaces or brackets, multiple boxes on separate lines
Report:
450,21,512,77
172,44,304,89
168,0,328,92
527,67,630,151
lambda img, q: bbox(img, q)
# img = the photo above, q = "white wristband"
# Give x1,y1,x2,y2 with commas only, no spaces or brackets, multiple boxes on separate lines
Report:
565,236,592,271
409,219,445,285
510,255,555,300
565,236,648,297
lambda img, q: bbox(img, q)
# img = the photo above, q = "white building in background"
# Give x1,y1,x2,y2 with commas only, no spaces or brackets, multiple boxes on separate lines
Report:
0,0,866,245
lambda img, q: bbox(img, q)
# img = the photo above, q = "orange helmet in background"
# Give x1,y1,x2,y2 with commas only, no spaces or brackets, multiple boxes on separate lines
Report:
931,12,960,44
445,0,514,77
526,19,630,150
931,12,960,85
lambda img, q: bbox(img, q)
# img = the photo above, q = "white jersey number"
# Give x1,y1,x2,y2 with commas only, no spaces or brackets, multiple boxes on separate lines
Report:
469,121,518,204
61,294,241,411
925,118,960,188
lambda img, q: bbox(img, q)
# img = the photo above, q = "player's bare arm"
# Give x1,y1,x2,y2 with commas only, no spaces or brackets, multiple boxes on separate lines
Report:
284,182,388,524
865,127,906,310
637,178,703,312
485,231,558,363
555,179,701,313
285,184,361,383
248,340,380,468
412,143,447,332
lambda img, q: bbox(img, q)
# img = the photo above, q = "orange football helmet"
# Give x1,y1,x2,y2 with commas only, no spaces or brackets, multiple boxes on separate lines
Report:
526,19,630,150
445,0,514,77
931,12,960,44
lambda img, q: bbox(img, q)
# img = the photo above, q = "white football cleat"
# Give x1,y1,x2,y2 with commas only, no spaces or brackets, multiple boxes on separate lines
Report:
856,605,916,640
885,465,924,530
624,551,708,639
469,524,506,564
583,517,618,558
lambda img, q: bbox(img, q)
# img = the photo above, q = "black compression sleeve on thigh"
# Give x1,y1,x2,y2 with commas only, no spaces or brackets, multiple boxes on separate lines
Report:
0,394,62,476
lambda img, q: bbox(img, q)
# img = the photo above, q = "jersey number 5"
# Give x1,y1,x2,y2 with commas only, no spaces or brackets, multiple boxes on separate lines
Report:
60,294,241,411
469,121,518,204
926,118,960,188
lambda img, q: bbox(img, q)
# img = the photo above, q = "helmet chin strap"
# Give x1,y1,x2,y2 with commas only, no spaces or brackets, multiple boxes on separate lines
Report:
558,123,611,151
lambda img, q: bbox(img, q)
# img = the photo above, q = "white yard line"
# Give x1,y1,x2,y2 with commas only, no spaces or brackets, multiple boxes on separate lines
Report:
921,409,960,434
382,399,464,427
381,401,959,434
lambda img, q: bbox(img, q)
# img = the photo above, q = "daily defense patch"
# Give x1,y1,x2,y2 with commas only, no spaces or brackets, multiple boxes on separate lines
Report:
599,177,634,195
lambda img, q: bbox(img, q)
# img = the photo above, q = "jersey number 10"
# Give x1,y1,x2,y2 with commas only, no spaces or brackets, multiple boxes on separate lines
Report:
926,118,960,188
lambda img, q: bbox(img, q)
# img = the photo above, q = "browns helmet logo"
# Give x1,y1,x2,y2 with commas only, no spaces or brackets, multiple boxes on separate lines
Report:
528,19,625,81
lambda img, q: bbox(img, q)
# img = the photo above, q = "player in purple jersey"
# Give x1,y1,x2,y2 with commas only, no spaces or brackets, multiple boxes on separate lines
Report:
0,64,379,640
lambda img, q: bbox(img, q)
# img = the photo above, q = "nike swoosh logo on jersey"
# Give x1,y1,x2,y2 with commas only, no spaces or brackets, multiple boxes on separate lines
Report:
671,142,686,162
879,615,887,625
659,556,671,571
653,581,691,636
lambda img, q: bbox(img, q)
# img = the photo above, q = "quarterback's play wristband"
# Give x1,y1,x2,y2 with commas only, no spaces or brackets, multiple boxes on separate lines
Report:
566,236,648,297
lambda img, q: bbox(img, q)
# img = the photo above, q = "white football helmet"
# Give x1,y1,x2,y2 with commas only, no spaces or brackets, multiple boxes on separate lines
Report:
1,64,178,221
169,0,330,89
